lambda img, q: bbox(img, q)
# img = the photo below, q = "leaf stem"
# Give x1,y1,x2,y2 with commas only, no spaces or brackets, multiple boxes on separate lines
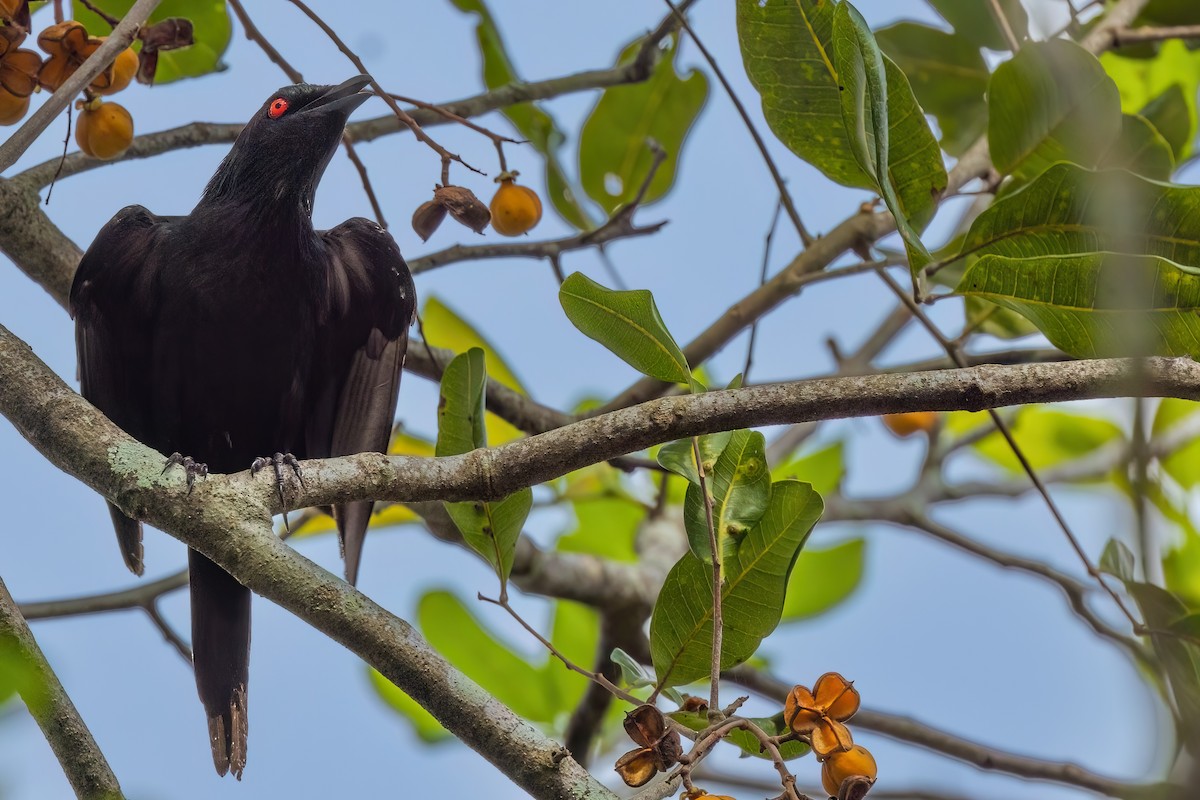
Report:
691,436,722,714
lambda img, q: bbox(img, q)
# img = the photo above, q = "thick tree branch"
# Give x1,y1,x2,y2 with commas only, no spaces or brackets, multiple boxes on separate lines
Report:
0,575,124,799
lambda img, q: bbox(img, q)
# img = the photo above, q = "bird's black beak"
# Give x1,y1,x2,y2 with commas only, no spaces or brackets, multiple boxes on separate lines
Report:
306,75,373,117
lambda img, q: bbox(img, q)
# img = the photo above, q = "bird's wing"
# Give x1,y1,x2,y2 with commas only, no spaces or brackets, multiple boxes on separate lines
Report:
70,205,168,576
310,218,415,584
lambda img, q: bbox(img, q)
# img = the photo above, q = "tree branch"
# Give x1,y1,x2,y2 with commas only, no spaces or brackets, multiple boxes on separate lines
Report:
0,574,125,799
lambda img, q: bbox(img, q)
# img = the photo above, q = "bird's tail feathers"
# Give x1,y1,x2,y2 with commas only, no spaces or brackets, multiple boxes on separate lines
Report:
107,503,144,576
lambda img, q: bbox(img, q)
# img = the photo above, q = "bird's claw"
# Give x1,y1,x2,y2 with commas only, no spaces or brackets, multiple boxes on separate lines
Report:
251,452,304,532
163,452,209,494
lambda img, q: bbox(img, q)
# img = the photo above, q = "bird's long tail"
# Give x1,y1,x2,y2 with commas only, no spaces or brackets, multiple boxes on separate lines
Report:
106,503,144,576
188,550,250,779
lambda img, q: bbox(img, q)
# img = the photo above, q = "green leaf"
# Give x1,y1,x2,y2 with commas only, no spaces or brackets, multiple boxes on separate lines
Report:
670,710,810,760
1103,42,1200,160
436,349,487,457
650,481,823,689
831,2,933,276
988,40,1122,181
368,668,452,744
418,590,554,721
737,0,946,231
1140,0,1200,27
1141,85,1194,161
559,272,690,384
1126,581,1200,738
1099,538,1136,582
969,406,1122,473
1153,399,1200,488
875,22,989,157
579,35,708,214
543,600,598,712
925,0,1029,51
1101,114,1175,180
683,431,771,565
447,0,594,228
556,491,644,562
782,538,865,621
443,491,531,584
960,252,1200,359
770,441,845,497
658,433,733,486
73,1,231,83
423,297,525,446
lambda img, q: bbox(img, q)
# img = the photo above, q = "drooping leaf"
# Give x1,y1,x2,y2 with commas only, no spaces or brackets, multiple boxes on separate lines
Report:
771,441,845,497
651,481,823,689
559,272,690,384
737,0,946,231
422,296,525,446
670,710,810,760
447,0,594,228
443,492,531,584
969,406,1123,473
683,430,771,565
875,22,989,157
1099,538,1136,583
368,668,452,743
579,35,708,214
782,538,866,621
1100,114,1175,180
1125,581,1200,745
73,0,230,83
1141,85,1194,161
960,252,1200,359
989,39,1122,181
831,1,933,276
925,0,1029,51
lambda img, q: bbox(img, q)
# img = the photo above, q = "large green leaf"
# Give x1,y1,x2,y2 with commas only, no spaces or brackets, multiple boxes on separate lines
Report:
1103,41,1200,160
1126,581,1200,746
682,430,771,565
368,668,452,743
925,0,1028,51
559,272,691,384
436,349,531,583
969,406,1123,473
579,35,708,215
831,1,933,276
960,252,1200,359
447,0,593,228
650,481,823,689
988,40,1122,181
782,538,866,621
1101,114,1175,180
73,0,230,83
1140,0,1200,26
875,22,989,157
737,0,946,231
1154,399,1200,489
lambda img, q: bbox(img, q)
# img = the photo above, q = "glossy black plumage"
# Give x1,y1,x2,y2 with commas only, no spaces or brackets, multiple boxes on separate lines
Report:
69,76,415,778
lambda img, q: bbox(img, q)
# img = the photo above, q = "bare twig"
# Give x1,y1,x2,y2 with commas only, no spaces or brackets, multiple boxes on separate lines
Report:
142,602,192,665
1112,24,1200,46
691,436,722,713
744,198,783,382
986,0,1023,50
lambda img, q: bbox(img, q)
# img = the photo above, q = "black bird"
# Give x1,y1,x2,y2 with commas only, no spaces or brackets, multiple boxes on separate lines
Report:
69,75,415,778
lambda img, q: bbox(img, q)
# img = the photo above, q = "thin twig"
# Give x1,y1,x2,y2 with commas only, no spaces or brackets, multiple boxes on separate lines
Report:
691,436,723,713
744,198,783,382
664,0,812,246
986,0,1023,50
1112,24,1200,46
76,0,121,28
142,602,192,665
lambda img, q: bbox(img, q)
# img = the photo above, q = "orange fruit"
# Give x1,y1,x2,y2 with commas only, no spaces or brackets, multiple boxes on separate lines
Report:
0,86,29,125
90,40,137,95
882,411,937,438
76,100,133,160
489,175,542,236
821,744,877,796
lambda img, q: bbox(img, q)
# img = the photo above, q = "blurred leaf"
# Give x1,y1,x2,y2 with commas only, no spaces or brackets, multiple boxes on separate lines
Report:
1100,538,1136,582
557,492,644,562
771,441,844,497
544,600,598,712
611,647,654,689
1100,114,1175,180
423,297,524,446
1140,0,1200,27
1102,41,1200,159
1164,521,1200,608
73,0,230,83
876,22,989,157
559,272,690,384
988,40,1122,181
925,0,1028,51
650,481,823,688
1154,399,1200,488
0,638,47,715
970,406,1122,473
782,538,866,621
737,0,946,231
579,35,707,214
683,431,771,565
368,668,452,744
418,590,553,721
670,710,810,760
447,0,593,228
1126,581,1200,741
831,1,934,275
1171,613,1200,640
291,503,419,538
960,252,1200,359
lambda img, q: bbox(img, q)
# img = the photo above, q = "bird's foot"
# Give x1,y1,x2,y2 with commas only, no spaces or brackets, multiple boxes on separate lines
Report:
251,453,305,532
162,452,209,494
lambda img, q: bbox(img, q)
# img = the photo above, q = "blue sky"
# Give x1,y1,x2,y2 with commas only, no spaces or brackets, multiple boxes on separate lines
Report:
0,1,1177,798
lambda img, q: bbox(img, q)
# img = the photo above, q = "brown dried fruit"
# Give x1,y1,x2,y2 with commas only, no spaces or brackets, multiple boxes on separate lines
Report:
135,17,193,85
614,747,657,787
621,703,681,771
37,20,106,92
434,184,490,234
0,0,30,31
679,695,709,713
0,29,39,98
411,199,448,242
0,85,28,125
784,672,860,757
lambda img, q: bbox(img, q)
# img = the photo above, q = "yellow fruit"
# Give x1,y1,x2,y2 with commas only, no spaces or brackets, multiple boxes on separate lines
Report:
821,744,877,796
92,43,137,95
76,100,133,160
0,86,28,125
490,175,542,236
882,411,937,438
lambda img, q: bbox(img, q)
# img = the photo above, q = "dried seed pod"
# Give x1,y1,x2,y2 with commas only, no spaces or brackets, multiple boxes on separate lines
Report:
0,87,29,125
623,704,667,747
679,695,709,713
434,184,490,234
411,199,448,242
0,32,40,99
613,747,657,788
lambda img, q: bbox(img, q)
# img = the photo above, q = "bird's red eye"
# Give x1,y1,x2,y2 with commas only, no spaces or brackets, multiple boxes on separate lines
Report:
268,98,289,119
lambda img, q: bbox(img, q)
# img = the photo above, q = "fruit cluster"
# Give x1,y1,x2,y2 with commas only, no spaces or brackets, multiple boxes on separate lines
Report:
0,6,139,160
784,672,877,798
411,171,543,242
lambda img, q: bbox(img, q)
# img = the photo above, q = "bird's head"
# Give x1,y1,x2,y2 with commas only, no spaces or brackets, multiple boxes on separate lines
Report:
201,75,373,214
